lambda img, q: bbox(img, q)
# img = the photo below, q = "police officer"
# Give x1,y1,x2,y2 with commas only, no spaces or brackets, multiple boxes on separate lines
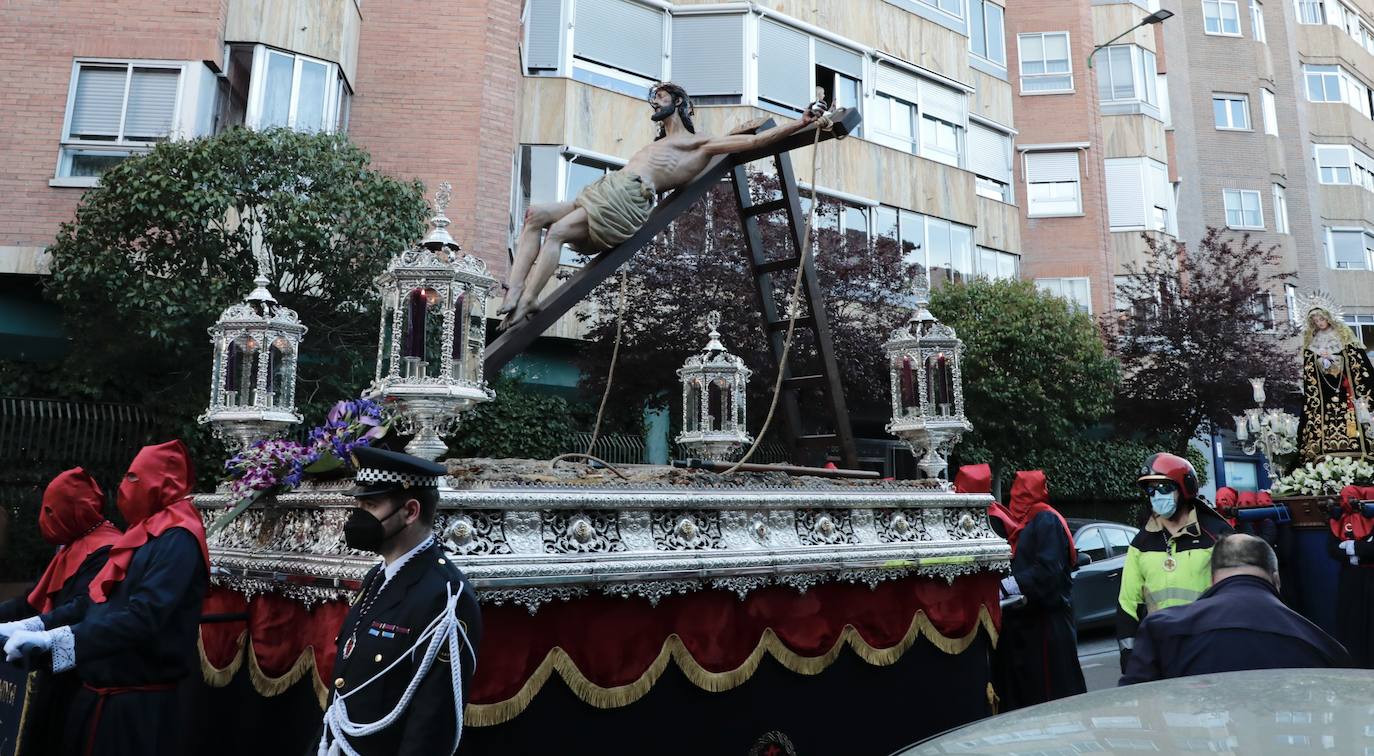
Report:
318,447,483,756
1115,452,1233,672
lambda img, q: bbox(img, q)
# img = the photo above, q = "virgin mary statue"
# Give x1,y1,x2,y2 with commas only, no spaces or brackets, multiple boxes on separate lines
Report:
1297,292,1374,462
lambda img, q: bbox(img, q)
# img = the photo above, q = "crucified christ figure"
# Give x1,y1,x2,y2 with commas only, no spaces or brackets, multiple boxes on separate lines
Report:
499,82,820,328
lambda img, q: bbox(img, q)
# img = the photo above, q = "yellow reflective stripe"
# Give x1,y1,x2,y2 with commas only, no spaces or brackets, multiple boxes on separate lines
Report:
1142,586,1205,612
1117,546,1146,619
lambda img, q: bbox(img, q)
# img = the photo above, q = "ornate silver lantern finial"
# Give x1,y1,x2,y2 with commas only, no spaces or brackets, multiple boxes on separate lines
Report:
884,272,970,483
199,206,308,449
677,310,753,462
365,181,496,461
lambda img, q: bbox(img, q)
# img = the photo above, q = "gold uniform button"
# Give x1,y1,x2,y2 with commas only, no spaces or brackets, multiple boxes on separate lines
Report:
437,558,447,565
334,678,345,689
374,654,383,663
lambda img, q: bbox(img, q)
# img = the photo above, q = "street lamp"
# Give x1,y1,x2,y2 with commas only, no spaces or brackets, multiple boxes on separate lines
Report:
1087,9,1174,68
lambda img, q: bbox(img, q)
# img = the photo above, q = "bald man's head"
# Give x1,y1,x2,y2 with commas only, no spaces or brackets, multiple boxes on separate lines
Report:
1211,533,1280,588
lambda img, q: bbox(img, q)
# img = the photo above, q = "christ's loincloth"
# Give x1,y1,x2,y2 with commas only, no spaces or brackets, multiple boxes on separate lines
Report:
573,171,656,252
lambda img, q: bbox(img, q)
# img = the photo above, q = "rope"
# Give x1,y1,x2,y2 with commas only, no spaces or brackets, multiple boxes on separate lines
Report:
724,110,832,475
586,269,629,457
318,582,472,756
548,452,629,480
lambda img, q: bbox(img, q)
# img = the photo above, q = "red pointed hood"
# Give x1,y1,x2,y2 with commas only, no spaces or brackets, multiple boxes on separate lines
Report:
954,464,992,494
1009,470,1049,525
27,468,122,614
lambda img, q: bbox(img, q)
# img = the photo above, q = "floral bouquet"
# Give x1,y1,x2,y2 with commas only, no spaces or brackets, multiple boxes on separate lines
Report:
1273,456,1374,497
211,398,394,535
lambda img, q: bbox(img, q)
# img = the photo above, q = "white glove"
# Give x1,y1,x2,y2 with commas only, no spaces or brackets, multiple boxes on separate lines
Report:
1001,575,1021,597
0,617,43,641
4,630,51,662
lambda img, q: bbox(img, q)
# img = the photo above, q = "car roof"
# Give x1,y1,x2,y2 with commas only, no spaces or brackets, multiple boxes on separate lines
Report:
1065,517,1134,532
892,669,1374,755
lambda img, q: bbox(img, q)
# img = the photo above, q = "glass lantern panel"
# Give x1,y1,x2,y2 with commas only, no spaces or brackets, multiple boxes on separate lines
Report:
379,305,396,379
898,355,919,413
225,335,257,407
709,379,728,432
685,382,702,432
270,339,292,409
736,385,746,426
450,291,466,379
467,300,484,383
422,288,445,376
211,339,225,404
926,352,954,415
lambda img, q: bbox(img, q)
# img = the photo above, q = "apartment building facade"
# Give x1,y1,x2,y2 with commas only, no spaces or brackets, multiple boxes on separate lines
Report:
1007,0,1179,318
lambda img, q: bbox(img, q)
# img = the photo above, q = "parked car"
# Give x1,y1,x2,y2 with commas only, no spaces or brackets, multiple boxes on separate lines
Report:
1065,518,1138,630
890,669,1374,755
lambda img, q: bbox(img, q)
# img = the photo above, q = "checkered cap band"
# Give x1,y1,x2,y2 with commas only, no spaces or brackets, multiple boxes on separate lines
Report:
355,467,441,487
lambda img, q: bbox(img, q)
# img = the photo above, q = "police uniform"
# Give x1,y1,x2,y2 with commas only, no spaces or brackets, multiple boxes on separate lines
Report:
320,448,483,756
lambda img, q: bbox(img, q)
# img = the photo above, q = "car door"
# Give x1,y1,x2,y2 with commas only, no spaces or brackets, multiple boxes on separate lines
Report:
1071,526,1120,627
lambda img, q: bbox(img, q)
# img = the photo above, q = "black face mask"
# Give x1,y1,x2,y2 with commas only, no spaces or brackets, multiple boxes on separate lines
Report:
344,502,403,552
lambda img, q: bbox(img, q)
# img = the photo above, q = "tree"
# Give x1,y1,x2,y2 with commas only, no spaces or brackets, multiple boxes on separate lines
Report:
930,278,1119,485
1113,228,1298,452
575,177,915,439
0,128,430,483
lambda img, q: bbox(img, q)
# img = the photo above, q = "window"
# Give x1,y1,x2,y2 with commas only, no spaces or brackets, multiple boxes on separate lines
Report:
1095,46,1158,108
1025,151,1082,215
1223,189,1263,228
872,206,975,287
253,50,342,132
1105,158,1175,233
1338,2,1362,41
1204,0,1243,34
1345,314,1374,358
1286,283,1299,325
1273,184,1290,233
1363,21,1374,54
572,0,667,90
1104,528,1133,557
1252,0,1268,40
921,114,962,166
1158,74,1172,127
1329,228,1373,269
1213,94,1251,129
513,145,625,266
1019,32,1072,93
1075,527,1109,562
671,13,747,100
1306,64,1342,101
869,93,919,153
58,61,182,178
1296,0,1326,23
1036,277,1093,314
969,0,1007,66
914,0,963,19
1261,89,1279,134
1317,145,1354,183
976,246,1019,279
969,123,1013,201
1252,292,1276,331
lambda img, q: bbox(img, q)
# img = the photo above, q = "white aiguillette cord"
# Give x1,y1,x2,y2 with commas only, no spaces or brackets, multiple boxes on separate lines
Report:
319,581,472,756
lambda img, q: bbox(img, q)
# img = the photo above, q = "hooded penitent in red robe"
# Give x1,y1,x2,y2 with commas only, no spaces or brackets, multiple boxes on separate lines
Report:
27,468,122,614
955,463,1015,538
88,440,209,604
1007,470,1076,566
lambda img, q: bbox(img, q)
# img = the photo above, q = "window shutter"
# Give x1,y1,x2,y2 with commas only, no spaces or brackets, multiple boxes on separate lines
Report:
876,63,921,105
70,65,127,138
1105,158,1146,228
815,39,862,78
919,79,965,124
671,14,745,95
524,0,565,71
124,68,179,139
574,0,664,79
758,19,810,108
968,124,1010,182
1024,151,1079,182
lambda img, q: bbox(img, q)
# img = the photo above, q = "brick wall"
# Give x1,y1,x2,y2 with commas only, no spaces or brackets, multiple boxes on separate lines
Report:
0,0,228,252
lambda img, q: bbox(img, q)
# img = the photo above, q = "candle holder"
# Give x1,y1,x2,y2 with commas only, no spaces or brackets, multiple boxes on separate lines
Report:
1235,376,1299,478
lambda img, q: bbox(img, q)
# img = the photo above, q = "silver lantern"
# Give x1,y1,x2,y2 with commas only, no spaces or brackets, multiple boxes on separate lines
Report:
199,209,307,449
677,311,753,461
885,276,970,482
365,182,496,461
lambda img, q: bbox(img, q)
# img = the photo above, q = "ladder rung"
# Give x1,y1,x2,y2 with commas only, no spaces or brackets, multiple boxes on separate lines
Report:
797,434,838,447
782,374,826,390
741,198,789,218
755,257,802,274
766,316,814,332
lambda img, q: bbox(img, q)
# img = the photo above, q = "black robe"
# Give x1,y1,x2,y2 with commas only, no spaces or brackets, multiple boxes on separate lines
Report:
995,511,1086,711
319,540,483,756
1297,342,1374,461
39,529,207,756
1328,532,1374,668
0,547,111,756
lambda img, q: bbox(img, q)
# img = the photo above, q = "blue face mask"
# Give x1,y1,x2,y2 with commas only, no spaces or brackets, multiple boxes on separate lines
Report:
1150,492,1178,519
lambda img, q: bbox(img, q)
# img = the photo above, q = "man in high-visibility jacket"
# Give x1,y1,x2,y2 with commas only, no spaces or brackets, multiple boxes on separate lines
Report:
1116,452,1234,671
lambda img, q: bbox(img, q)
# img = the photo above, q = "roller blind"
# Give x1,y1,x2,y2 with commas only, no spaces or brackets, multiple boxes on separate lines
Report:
758,19,810,108
876,62,921,104
1105,158,1146,229
1024,151,1079,183
124,68,179,139
574,0,665,79
967,124,1011,182
524,0,565,71
815,39,862,78
671,14,745,95
920,79,965,124
69,65,127,138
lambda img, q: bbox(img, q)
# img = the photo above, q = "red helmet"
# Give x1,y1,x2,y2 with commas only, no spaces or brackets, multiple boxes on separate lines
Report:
1137,452,1199,498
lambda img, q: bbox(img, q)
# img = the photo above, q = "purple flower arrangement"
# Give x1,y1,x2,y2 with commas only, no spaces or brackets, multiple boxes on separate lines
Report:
222,398,392,499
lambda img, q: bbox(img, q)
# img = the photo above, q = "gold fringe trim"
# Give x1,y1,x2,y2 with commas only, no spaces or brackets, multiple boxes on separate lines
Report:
466,605,998,727
199,631,331,710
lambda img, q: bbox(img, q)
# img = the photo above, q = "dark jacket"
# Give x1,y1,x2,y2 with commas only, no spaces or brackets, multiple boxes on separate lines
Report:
1120,574,1350,685
323,540,483,756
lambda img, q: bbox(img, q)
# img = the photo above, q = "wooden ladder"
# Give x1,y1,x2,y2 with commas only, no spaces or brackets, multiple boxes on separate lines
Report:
483,108,862,468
